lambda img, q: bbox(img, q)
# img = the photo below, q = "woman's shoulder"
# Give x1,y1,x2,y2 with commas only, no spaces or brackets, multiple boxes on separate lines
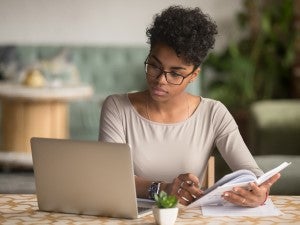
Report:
127,91,147,115
105,93,125,100
200,97,228,112
102,93,130,109
201,97,236,127
104,91,146,109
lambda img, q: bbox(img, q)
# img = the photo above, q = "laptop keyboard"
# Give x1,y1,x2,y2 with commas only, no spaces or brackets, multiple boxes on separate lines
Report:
137,198,155,215
138,206,152,214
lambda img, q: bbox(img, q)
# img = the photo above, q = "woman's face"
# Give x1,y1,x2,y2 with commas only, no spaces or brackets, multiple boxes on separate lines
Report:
145,43,199,102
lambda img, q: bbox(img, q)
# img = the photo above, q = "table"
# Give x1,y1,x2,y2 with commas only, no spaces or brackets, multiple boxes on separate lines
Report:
0,195,299,224
0,82,93,152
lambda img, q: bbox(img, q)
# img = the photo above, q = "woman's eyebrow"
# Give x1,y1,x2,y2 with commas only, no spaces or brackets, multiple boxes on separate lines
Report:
150,55,187,70
150,55,162,65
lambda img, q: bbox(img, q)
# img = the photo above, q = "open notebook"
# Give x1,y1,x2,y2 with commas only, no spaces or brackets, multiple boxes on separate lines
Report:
188,161,291,208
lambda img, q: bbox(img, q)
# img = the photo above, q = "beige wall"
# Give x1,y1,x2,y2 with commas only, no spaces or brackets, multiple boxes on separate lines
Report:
0,0,243,50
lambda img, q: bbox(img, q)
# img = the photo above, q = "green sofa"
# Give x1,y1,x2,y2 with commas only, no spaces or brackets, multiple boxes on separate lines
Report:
248,100,300,156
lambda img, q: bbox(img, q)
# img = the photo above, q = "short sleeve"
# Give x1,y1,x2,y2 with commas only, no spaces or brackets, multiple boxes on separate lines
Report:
98,95,126,143
211,101,238,141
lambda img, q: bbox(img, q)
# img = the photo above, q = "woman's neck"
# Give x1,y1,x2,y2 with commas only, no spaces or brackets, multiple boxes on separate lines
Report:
145,91,190,123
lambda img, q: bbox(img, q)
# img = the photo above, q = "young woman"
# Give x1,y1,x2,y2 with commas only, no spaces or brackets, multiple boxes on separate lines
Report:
99,5,280,207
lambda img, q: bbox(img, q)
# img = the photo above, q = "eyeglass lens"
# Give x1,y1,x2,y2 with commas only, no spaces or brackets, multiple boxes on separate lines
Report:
145,63,184,85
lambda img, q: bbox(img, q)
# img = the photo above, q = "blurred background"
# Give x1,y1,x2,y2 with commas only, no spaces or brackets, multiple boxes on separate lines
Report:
0,0,299,195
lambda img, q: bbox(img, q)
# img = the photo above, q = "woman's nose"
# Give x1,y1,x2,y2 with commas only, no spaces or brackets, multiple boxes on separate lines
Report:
156,72,168,84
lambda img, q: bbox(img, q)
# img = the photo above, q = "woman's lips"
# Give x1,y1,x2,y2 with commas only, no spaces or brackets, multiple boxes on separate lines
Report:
152,86,168,96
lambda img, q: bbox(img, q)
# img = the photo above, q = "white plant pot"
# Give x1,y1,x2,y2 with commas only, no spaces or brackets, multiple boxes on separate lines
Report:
152,206,178,225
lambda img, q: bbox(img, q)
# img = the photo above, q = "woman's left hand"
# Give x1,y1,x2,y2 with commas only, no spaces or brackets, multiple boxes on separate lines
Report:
222,173,281,207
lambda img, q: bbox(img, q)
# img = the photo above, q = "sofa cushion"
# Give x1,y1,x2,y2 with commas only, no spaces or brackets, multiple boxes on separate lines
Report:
249,100,300,155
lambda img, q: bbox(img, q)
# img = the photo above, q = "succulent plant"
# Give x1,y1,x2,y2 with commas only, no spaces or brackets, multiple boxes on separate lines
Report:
154,191,178,208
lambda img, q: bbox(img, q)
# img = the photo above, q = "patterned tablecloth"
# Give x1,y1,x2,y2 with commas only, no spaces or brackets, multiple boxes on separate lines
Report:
0,195,299,224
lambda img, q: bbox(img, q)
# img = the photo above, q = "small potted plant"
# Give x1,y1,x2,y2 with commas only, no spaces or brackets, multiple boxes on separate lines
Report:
153,191,178,225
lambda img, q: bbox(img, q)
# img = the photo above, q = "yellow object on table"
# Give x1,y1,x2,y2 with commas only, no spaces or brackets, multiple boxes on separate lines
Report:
22,69,46,87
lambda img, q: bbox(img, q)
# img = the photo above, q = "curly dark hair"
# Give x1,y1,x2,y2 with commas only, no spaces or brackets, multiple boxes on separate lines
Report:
146,5,218,67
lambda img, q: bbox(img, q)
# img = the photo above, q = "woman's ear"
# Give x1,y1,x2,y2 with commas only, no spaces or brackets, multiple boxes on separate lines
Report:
189,67,201,83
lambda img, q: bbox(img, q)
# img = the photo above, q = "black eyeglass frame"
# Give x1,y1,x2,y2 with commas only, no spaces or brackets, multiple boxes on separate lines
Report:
144,58,199,85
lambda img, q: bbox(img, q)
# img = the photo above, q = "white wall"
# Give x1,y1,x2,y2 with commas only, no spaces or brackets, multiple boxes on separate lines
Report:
0,0,243,50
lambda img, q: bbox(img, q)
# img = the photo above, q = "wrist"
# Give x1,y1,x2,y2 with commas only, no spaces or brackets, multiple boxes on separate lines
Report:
160,182,168,193
148,181,163,200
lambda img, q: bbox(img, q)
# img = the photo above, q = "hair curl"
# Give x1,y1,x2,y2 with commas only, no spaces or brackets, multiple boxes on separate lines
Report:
146,5,218,66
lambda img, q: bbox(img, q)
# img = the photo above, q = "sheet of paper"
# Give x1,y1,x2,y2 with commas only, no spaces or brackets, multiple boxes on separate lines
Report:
201,198,282,217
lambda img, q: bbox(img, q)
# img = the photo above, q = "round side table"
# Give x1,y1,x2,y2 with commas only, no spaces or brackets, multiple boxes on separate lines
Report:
0,82,93,153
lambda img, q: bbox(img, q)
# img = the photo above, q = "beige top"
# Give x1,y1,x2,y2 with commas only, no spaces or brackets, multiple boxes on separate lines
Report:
99,94,263,183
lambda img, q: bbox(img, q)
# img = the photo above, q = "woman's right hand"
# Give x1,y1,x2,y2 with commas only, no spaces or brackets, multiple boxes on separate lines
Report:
162,173,204,206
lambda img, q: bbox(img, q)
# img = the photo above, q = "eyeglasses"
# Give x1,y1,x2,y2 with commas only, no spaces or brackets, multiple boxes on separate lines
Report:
144,61,196,85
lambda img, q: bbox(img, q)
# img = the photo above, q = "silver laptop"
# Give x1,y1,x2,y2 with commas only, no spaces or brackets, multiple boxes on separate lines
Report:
31,137,154,219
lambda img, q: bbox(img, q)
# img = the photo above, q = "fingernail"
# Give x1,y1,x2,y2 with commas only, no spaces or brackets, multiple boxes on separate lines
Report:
186,180,194,186
248,183,253,190
224,193,229,197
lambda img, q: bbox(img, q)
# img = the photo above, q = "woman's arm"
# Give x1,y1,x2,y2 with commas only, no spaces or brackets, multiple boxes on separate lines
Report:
213,102,263,176
99,97,155,199
212,101,280,207
135,174,203,206
135,176,155,199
